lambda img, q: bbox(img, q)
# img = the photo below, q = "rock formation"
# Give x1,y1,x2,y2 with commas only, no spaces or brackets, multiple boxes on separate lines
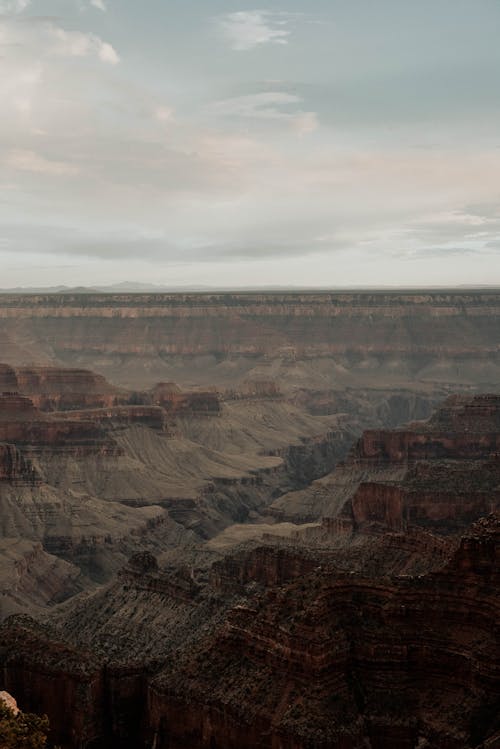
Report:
0,361,352,601
0,512,497,749
272,394,500,530
0,291,499,390
0,293,498,748
0,691,19,715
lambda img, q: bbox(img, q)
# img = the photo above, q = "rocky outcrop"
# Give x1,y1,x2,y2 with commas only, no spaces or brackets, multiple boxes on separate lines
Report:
339,395,500,534
0,393,120,456
0,387,169,454
57,405,166,431
14,366,125,412
274,394,500,531
224,379,282,400
0,364,19,392
151,384,220,416
0,444,37,484
0,690,19,714
0,363,128,412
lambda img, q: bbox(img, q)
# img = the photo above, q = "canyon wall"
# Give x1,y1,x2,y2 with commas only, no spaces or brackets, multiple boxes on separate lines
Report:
272,394,500,529
0,515,497,749
0,291,498,389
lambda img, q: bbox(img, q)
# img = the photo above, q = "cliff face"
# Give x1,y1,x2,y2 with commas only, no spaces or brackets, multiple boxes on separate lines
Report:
14,365,125,411
151,384,221,416
0,362,350,593
273,394,500,531
1,515,497,749
0,362,126,411
0,444,37,483
340,394,500,534
0,291,499,389
148,516,500,749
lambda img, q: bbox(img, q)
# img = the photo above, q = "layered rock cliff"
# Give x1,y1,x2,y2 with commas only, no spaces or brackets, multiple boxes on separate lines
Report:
0,514,497,749
149,515,497,749
2,388,499,746
0,294,498,748
272,394,500,530
0,362,352,594
0,291,499,390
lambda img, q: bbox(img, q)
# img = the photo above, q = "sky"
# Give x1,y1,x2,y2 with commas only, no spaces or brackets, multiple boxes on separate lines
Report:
0,0,499,288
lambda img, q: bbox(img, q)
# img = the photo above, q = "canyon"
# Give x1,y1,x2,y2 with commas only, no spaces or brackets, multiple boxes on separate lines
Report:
0,292,498,748
0,291,499,390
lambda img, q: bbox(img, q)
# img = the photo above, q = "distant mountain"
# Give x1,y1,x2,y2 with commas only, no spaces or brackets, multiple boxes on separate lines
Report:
1,283,500,294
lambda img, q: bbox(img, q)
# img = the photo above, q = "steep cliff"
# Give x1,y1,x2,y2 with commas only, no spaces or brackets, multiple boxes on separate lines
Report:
148,515,499,749
0,515,497,749
272,394,500,530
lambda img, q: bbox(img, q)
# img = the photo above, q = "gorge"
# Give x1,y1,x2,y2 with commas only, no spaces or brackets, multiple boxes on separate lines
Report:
0,291,498,748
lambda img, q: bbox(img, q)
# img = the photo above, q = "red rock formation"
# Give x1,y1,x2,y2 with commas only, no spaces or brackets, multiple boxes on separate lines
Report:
0,393,41,422
0,690,19,714
148,515,500,749
0,516,496,749
14,365,125,411
350,481,405,530
327,395,500,534
151,383,220,416
0,389,168,457
0,393,118,454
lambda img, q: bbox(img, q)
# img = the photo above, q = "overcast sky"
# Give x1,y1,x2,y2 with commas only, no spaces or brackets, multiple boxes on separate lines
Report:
1,0,499,288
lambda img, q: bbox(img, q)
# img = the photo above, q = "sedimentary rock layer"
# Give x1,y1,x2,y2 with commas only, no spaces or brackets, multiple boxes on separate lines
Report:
272,394,500,530
0,291,499,388
0,515,497,749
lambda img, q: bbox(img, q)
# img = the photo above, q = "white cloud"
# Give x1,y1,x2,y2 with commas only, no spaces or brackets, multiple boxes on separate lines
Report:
216,10,291,51
0,0,30,13
90,0,107,10
49,26,119,64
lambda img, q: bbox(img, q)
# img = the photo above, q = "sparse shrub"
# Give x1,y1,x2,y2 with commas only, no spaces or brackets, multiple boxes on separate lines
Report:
0,702,49,749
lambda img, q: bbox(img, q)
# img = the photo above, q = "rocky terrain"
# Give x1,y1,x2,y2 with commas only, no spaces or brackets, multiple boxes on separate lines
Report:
0,358,360,616
0,391,498,748
0,292,499,748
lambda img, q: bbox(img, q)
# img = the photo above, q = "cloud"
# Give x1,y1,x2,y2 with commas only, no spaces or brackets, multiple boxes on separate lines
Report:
0,15,120,66
90,0,107,10
48,26,119,63
401,208,500,249
216,10,291,51
0,0,29,13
